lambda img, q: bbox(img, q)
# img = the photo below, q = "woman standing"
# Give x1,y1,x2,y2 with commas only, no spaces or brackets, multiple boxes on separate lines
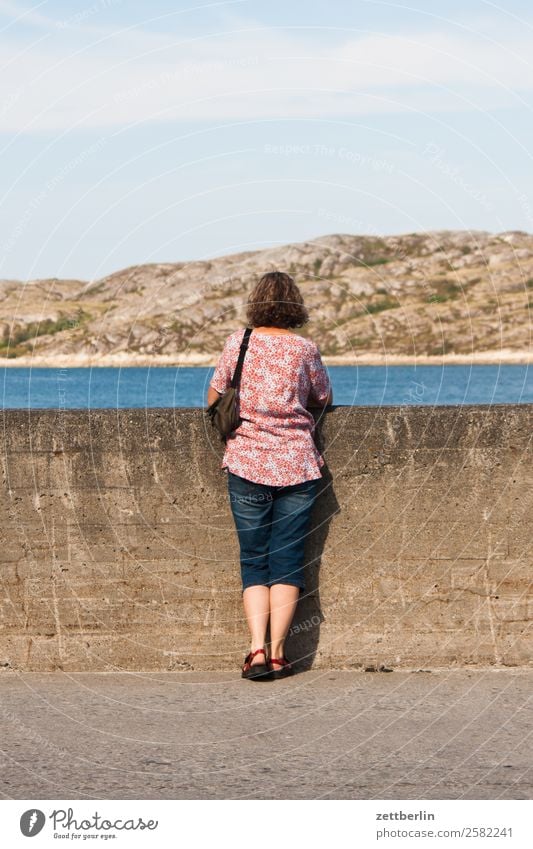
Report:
206,271,332,681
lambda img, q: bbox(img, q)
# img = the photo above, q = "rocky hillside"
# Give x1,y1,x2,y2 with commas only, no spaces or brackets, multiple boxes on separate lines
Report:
1,230,532,364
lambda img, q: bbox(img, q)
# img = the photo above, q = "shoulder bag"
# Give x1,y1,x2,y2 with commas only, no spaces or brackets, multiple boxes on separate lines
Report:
206,327,253,442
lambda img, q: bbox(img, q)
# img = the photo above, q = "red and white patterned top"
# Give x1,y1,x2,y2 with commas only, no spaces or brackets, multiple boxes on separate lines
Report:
209,328,331,486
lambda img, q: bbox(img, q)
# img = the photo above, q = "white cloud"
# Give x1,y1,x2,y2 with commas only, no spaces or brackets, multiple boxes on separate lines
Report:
0,22,532,132
0,0,54,31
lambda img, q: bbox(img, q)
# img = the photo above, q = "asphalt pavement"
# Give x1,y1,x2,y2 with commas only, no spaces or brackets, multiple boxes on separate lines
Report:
0,668,531,800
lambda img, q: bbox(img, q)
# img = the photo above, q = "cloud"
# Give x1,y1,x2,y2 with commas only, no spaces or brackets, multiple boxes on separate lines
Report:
0,0,54,31
1,21,532,132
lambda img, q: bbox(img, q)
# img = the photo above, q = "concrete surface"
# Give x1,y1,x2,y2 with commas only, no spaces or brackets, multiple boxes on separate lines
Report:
0,669,531,800
1,406,532,671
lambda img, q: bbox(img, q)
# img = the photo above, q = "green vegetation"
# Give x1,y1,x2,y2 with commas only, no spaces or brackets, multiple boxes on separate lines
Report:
339,306,364,322
86,280,107,296
347,239,392,268
313,258,322,276
366,257,391,266
0,347,26,358
426,278,462,303
353,256,391,268
323,336,343,357
526,278,533,289
345,335,372,347
364,238,389,253
365,297,399,314
0,309,91,356
203,281,242,299
169,319,183,331
428,339,455,355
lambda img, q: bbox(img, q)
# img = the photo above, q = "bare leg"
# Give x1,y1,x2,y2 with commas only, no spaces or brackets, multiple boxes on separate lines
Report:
268,583,300,662
242,585,270,665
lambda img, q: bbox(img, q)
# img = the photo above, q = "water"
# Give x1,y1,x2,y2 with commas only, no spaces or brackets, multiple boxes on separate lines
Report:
1,365,531,409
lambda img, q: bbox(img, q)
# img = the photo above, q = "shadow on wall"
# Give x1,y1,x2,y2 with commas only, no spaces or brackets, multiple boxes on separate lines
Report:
286,411,341,671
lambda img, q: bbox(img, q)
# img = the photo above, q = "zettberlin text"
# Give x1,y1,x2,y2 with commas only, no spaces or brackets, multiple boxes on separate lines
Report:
376,810,435,821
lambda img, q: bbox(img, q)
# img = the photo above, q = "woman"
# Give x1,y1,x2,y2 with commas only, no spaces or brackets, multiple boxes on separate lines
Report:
206,270,333,681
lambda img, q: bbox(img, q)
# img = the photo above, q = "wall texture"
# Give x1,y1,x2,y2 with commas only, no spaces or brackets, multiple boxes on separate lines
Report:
0,406,531,672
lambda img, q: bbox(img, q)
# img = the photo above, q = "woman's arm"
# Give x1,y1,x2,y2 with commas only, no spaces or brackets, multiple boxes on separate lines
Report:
206,334,235,407
306,343,333,407
206,386,222,407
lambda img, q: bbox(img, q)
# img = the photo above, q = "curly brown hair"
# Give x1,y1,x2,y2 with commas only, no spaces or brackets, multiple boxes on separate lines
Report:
246,271,309,329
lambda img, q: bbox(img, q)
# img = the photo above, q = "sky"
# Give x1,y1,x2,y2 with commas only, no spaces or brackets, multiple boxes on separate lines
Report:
1,0,533,281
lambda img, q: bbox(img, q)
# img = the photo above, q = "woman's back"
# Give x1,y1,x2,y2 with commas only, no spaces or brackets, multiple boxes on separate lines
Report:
210,327,331,485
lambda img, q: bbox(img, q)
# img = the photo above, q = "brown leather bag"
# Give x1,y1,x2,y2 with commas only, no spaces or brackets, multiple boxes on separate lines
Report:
206,327,253,442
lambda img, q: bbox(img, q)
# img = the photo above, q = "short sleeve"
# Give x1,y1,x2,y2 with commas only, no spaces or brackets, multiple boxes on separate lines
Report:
306,343,331,404
209,335,236,394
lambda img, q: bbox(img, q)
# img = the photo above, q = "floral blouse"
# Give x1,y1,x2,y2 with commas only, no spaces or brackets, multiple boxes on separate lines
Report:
209,328,331,486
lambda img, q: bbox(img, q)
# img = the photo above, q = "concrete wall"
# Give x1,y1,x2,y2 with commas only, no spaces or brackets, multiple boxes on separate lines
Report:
1,406,531,672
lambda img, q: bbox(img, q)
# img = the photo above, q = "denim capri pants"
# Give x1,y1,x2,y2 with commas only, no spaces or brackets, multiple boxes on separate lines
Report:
227,471,320,592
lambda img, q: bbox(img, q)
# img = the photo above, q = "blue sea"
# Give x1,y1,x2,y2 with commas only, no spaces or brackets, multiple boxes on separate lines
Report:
1,365,531,408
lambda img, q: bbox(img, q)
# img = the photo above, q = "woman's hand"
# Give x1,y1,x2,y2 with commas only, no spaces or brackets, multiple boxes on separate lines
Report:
307,388,333,407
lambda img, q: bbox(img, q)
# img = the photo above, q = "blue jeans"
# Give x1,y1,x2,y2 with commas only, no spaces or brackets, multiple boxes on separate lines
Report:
227,471,320,592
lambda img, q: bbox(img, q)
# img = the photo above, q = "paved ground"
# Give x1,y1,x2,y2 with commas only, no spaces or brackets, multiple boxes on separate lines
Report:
0,669,531,800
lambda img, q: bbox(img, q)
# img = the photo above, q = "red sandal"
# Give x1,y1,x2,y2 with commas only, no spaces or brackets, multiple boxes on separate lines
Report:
269,656,294,679
241,648,272,680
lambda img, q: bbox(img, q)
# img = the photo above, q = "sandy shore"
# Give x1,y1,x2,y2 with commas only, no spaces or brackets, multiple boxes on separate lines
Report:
0,349,532,367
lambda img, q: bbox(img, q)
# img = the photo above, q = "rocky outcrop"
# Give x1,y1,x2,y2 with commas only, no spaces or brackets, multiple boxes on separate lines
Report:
1,230,532,363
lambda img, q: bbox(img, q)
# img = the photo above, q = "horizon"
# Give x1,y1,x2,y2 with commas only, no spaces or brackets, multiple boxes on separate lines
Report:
4,225,532,284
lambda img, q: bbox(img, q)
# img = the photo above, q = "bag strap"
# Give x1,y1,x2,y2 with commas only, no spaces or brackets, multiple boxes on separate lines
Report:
230,327,253,389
